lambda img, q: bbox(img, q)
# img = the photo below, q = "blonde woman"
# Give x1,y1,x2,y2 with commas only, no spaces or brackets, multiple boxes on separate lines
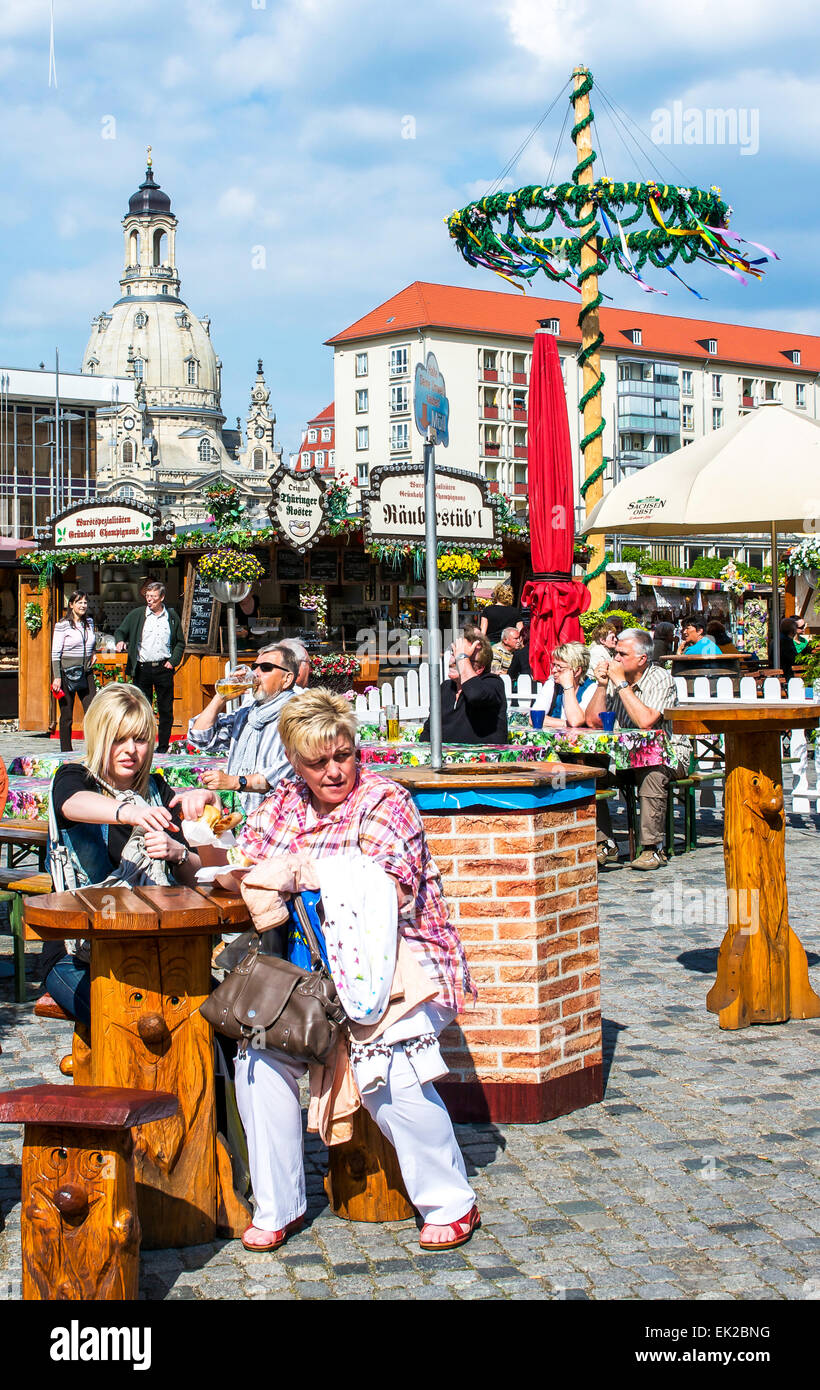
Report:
233,688,479,1255
479,581,523,644
531,642,596,728
41,684,212,1023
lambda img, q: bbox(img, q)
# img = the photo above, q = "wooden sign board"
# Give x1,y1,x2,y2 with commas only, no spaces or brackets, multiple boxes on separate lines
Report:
309,549,339,584
342,550,372,584
276,549,306,582
181,563,220,652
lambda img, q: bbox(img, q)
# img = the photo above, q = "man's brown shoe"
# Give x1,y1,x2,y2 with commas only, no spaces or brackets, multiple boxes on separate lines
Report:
629,847,667,871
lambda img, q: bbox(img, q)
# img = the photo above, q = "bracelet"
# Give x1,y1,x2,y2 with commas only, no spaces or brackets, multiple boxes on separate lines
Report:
115,802,126,823
177,844,190,866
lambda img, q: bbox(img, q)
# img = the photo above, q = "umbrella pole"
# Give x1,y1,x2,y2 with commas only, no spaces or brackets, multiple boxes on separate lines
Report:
771,523,781,671
573,66,606,611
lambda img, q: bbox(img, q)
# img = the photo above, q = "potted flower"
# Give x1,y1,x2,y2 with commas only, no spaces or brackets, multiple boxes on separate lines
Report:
784,538,820,588
198,548,266,603
309,651,361,693
437,551,480,598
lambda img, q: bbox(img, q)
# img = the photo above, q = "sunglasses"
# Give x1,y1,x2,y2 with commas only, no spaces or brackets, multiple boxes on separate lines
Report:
253,662,287,674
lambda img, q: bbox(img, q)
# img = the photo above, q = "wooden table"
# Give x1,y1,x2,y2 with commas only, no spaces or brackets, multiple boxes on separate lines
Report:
0,818,48,870
23,884,251,1247
666,703,820,1030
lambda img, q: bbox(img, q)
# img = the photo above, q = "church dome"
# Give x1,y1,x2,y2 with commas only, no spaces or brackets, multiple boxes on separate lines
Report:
128,166,172,217
83,299,221,403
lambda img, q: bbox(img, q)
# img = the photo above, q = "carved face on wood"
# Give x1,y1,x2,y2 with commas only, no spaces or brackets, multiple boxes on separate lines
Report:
25,1131,137,1301
740,769,783,842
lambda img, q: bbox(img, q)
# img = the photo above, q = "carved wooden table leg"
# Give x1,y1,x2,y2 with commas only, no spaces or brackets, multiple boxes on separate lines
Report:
0,1085,178,1300
325,1107,413,1222
707,729,820,1030
90,934,217,1248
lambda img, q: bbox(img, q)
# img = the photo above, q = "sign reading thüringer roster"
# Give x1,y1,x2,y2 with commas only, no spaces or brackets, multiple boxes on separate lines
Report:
268,465,329,552
363,466,499,546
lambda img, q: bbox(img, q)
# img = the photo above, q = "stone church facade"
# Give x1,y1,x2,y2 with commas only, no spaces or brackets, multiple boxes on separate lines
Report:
82,157,280,525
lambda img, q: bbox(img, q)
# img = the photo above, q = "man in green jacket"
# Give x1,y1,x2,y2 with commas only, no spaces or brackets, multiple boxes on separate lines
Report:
115,581,185,753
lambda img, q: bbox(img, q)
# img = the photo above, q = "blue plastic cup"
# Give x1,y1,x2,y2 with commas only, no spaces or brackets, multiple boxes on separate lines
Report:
599,710,617,732
531,709,545,730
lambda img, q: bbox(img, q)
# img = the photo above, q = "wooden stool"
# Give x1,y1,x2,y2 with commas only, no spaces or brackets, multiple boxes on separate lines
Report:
0,1084,178,1300
33,992,92,1084
325,1107,413,1222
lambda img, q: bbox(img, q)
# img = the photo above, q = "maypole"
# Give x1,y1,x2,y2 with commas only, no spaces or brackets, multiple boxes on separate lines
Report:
572,66,607,609
445,66,775,610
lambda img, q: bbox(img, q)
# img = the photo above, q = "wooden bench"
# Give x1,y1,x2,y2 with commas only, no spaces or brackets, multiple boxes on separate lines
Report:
0,1083,178,1300
2,873,52,1003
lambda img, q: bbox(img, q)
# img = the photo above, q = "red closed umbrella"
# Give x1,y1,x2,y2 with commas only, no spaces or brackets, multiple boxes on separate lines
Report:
520,323,591,680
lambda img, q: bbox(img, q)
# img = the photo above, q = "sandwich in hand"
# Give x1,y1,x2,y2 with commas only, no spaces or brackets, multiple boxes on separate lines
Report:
199,803,244,838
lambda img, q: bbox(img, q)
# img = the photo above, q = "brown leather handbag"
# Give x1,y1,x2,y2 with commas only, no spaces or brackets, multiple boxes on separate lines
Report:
201,897,346,1066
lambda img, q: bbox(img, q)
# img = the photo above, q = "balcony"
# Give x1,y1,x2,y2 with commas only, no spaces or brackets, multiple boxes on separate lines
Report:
513,446,528,459
513,408,527,422
487,480,500,493
740,395,755,410
483,443,500,457
512,371,527,384
514,483,528,495
482,368,498,382
482,405,499,419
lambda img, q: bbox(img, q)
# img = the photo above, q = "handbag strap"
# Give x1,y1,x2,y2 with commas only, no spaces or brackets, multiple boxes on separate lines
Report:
292,893,327,973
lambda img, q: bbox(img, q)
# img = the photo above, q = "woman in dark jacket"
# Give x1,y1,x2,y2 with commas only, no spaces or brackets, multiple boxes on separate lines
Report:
422,634,507,745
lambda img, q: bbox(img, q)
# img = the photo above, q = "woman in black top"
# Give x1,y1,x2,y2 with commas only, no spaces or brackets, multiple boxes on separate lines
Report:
422,634,508,745
479,582,523,646
43,684,214,1023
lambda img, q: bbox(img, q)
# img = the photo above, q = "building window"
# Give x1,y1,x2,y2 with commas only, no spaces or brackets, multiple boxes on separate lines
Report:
711,374,722,399
788,349,801,365
712,408,723,430
187,359,198,386
122,440,135,464
763,380,780,402
133,358,144,381
355,389,368,413
315,451,324,467
253,448,264,469
162,285,168,295
626,328,642,345
329,451,335,469
681,404,694,431
356,426,369,450
357,462,369,486
175,311,190,329
321,427,331,442
355,353,368,377
87,359,98,375
134,310,148,328
301,452,311,468
391,384,409,413
796,383,807,409
391,421,409,452
707,338,718,355
308,429,317,443
390,345,409,377
681,370,693,395
198,438,213,462
544,319,560,335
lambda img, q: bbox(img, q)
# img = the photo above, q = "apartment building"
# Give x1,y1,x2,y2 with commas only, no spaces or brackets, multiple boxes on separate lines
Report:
326,281,820,561
293,403,335,475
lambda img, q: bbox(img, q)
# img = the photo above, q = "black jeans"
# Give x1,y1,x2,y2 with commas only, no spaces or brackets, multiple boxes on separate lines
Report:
57,673,96,752
134,661,175,751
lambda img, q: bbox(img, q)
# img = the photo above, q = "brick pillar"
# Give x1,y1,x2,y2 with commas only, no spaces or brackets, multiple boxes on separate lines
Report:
388,765,603,1124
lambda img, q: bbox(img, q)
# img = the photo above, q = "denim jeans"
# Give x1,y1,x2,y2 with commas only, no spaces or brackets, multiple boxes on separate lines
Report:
44,954,91,1027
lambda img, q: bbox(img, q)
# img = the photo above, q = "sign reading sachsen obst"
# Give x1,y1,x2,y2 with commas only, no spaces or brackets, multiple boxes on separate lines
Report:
53,506,155,548
364,467,498,545
268,465,328,552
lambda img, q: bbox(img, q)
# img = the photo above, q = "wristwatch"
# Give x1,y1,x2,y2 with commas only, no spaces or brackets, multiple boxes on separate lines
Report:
616,680,629,691
238,775,248,792
454,653,467,664
177,844,190,866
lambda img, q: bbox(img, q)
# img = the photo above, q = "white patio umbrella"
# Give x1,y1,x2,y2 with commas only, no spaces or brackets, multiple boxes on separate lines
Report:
582,404,820,665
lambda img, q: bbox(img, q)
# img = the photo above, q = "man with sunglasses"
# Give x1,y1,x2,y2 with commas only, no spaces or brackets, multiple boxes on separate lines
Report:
187,644,300,811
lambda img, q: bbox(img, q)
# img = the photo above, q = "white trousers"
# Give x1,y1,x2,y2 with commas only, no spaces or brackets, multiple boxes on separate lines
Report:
234,1044,476,1232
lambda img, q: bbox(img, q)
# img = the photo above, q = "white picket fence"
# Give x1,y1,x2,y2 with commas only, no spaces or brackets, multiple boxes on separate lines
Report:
353,665,820,814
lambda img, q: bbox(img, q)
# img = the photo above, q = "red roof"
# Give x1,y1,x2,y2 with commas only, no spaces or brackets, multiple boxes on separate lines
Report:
326,281,820,373
309,402,334,425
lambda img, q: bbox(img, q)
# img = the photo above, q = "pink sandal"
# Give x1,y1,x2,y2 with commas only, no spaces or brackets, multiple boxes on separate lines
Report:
419,1204,481,1252
241,1215,304,1252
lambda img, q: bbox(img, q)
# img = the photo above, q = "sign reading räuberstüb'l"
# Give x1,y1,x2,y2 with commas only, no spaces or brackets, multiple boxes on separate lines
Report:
414,351,449,446
267,464,329,551
363,466,498,544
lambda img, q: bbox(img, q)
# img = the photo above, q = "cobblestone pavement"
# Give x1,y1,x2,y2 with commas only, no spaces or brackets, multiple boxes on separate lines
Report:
1,731,819,1300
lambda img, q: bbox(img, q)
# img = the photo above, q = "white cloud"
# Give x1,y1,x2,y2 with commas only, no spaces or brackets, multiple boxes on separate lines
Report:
216,186,257,220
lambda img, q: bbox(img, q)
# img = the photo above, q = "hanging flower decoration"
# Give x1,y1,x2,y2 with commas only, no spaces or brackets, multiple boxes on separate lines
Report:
299,582,328,629
719,560,747,596
198,550,265,584
784,538,820,577
437,552,481,582
24,601,43,636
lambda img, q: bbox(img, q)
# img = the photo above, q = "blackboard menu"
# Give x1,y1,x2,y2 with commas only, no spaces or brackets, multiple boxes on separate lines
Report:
182,564,220,651
309,549,339,584
276,549,306,582
342,550,372,583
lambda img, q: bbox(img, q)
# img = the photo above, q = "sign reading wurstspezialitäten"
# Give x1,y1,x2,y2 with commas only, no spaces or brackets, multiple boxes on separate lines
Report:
363,465,499,546
40,499,171,550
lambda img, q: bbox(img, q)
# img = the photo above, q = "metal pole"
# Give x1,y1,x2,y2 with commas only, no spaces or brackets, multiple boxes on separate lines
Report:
771,522,780,671
227,603,239,671
55,348,61,512
424,434,442,769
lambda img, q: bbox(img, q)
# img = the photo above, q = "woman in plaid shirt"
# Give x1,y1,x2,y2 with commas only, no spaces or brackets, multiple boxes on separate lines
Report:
234,690,479,1255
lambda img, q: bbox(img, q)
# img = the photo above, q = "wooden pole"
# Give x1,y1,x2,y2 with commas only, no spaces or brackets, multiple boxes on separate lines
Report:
572,65,606,611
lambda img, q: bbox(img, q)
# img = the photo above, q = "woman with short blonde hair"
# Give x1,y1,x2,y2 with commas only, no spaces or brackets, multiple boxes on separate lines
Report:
234,686,479,1256
531,641,596,729
42,684,213,1023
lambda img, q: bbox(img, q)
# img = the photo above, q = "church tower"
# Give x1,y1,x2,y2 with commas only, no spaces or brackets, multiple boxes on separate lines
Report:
237,359,283,478
120,148,181,301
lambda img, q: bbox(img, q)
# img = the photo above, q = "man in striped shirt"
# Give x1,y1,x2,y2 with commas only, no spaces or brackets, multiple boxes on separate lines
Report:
585,628,689,871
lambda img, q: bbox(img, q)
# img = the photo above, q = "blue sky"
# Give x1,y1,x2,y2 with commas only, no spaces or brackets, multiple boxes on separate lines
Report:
1,0,818,453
